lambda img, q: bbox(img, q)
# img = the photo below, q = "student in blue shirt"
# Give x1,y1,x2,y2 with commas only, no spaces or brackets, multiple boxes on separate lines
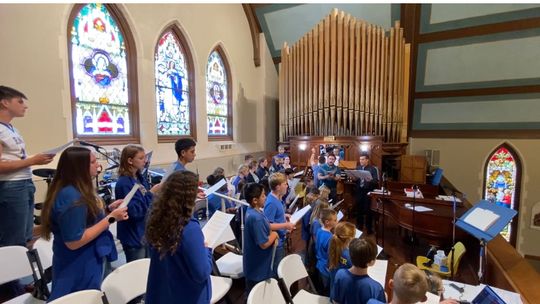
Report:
315,208,337,296
328,222,355,299
243,182,279,292
263,172,296,276
145,170,212,304
40,147,128,301
332,238,386,304
232,164,249,195
206,173,235,218
366,263,431,304
115,145,160,263
171,138,196,173
256,157,269,180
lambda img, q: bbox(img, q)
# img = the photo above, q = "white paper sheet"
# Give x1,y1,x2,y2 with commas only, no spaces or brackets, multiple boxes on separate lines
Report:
419,291,441,304
290,205,312,225
355,229,363,238
405,204,433,212
118,184,140,209
331,199,344,210
204,178,227,196
368,260,388,288
202,211,236,249
345,170,373,181
293,170,304,178
42,140,75,155
337,210,344,222
463,207,500,232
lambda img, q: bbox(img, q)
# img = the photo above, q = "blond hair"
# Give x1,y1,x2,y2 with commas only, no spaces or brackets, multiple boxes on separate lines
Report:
328,222,356,270
392,263,429,304
268,172,287,191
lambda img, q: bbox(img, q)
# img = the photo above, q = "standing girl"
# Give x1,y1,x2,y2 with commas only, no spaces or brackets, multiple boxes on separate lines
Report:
328,221,355,299
145,171,212,304
40,147,128,301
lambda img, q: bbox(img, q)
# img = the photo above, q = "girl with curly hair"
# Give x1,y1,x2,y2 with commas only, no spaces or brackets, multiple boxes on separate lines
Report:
145,170,212,304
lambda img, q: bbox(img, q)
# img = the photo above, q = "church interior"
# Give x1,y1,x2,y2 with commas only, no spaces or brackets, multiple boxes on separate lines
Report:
1,3,540,303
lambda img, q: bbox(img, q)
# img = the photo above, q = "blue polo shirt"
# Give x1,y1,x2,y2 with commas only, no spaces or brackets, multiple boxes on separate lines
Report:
311,219,322,241
319,163,340,189
332,269,386,304
172,161,186,172
243,207,273,282
207,190,234,218
329,248,352,299
263,192,286,247
315,229,332,277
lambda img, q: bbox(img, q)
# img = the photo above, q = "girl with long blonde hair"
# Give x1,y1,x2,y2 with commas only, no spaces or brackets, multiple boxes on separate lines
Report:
328,222,356,298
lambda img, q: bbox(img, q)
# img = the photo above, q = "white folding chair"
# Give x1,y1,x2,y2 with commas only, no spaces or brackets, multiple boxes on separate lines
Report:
100,258,150,304
48,290,104,304
247,278,287,304
0,246,45,304
210,275,232,304
277,254,330,304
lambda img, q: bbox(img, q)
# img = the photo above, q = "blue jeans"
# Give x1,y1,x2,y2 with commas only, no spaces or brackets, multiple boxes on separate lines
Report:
0,179,35,247
122,244,148,263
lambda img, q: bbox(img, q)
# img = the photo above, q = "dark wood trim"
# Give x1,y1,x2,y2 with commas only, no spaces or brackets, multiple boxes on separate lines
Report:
481,143,522,247
242,4,262,67
155,24,197,143
272,56,281,65
207,45,233,142
67,4,140,145
411,129,540,139
418,16,540,44
525,254,540,261
415,85,540,99
401,4,421,140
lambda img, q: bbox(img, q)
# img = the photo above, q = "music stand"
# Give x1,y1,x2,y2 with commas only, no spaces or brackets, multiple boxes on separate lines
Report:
456,200,517,283
376,176,390,260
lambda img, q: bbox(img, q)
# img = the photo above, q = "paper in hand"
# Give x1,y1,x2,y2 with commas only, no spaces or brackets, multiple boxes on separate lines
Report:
337,210,344,222
42,140,75,155
204,178,227,196
118,184,140,209
202,211,236,249
290,205,312,225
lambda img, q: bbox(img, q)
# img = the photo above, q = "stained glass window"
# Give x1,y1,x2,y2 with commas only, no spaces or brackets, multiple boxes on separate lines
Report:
484,145,520,243
69,4,133,137
155,30,193,137
206,49,231,137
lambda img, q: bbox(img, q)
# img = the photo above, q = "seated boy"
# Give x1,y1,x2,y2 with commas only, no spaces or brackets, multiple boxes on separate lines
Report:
332,238,386,304
366,263,428,304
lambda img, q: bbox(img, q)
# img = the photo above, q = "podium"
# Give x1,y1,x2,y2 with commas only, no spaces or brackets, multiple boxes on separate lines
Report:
456,200,517,283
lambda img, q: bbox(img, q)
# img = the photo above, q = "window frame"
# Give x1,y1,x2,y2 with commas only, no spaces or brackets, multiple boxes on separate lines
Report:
67,3,140,145
206,45,233,141
154,24,197,143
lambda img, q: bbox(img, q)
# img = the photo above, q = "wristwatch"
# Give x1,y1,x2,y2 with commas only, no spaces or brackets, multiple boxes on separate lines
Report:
108,216,116,224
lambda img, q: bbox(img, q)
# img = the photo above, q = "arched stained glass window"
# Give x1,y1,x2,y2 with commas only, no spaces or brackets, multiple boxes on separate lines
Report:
483,144,521,246
155,27,196,141
68,3,139,144
206,47,232,140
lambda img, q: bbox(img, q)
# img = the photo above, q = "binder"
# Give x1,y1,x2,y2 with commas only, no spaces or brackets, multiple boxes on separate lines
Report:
456,200,517,242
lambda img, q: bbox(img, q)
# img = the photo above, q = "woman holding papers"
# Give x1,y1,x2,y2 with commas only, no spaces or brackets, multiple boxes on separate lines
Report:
115,145,159,262
40,147,128,301
145,170,212,304
243,182,279,292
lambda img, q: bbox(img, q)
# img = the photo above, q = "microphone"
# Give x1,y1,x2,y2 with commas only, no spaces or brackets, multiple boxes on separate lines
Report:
78,140,104,151
105,164,119,171
382,172,387,182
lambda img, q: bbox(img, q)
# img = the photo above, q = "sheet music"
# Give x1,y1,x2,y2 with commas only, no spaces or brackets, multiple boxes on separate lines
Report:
368,260,388,288
142,151,153,175
436,195,462,203
377,244,383,257
370,189,391,195
405,204,433,212
293,170,304,178
419,292,441,304
464,207,500,231
204,179,227,196
337,210,344,222
118,184,140,209
42,140,75,155
344,170,373,181
202,211,236,249
331,199,344,210
355,229,363,238
290,205,312,224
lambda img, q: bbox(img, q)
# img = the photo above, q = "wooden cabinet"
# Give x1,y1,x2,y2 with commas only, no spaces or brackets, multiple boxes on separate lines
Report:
400,155,427,184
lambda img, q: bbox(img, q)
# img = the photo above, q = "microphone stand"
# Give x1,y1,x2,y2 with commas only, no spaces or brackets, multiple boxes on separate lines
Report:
377,173,390,260
410,184,418,263
79,141,119,189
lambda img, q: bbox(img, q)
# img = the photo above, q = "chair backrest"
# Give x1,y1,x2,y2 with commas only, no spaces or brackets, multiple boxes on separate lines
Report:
277,254,309,291
431,168,443,186
0,246,33,284
33,237,54,269
449,242,466,274
101,258,150,304
48,289,104,304
247,278,286,304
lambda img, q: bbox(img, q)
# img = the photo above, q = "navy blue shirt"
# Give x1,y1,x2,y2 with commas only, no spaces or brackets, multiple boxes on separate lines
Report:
329,248,352,299
115,173,153,247
263,192,287,247
301,208,313,241
243,207,273,282
332,269,386,304
145,218,212,304
49,186,116,301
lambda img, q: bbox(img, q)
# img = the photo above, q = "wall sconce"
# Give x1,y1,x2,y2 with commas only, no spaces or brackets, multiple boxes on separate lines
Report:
360,143,370,152
299,143,307,151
